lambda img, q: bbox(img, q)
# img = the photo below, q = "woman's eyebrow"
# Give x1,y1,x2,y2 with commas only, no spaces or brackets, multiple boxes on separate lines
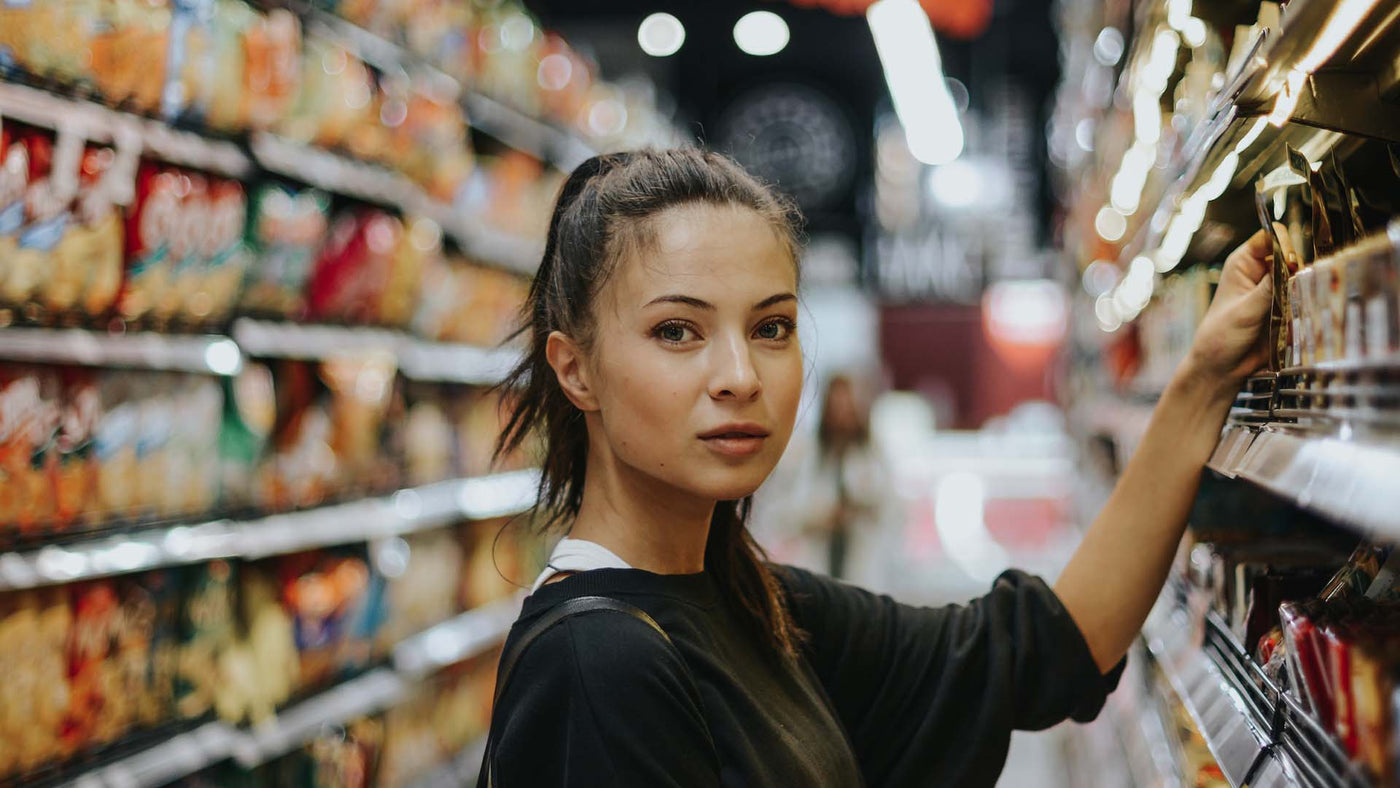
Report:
753,293,797,310
645,294,713,310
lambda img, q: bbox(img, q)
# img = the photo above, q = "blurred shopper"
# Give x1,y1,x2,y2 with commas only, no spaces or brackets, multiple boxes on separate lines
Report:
755,373,898,584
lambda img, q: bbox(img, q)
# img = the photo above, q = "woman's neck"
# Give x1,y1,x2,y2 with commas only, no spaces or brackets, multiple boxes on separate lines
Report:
569,447,714,575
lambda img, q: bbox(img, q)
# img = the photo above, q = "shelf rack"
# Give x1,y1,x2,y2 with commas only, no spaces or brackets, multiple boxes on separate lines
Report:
1142,582,1369,787
56,595,520,788
0,322,525,387
0,469,539,591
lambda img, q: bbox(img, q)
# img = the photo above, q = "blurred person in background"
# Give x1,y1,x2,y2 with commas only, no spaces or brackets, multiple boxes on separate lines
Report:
753,373,899,585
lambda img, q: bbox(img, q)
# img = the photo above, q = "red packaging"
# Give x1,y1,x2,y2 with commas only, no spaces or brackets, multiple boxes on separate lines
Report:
63,580,122,751
1281,602,1336,725
160,172,209,323
195,178,251,325
119,163,185,324
1325,624,1357,754
52,369,101,532
306,210,402,325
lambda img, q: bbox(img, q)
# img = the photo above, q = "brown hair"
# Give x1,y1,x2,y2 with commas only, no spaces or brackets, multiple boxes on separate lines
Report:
494,148,806,658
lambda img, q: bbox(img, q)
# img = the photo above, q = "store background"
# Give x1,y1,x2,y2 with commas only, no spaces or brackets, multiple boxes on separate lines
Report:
1,0,1398,785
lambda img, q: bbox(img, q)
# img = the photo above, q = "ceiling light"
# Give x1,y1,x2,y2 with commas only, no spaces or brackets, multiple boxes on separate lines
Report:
734,10,789,57
638,12,685,57
867,0,963,165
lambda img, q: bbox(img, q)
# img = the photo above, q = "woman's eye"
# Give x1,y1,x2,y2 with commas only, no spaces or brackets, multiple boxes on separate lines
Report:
755,319,794,341
655,322,695,343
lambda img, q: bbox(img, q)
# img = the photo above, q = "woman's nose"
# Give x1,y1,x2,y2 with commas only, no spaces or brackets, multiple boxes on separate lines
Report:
709,334,762,401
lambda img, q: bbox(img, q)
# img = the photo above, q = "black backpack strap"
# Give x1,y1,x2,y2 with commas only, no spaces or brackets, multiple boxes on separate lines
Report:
478,595,678,787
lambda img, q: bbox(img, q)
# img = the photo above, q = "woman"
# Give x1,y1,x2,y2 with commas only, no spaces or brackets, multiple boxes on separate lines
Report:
484,148,1271,786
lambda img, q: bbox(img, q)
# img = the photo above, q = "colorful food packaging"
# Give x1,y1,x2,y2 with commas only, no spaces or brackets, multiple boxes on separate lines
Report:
241,8,302,130
0,589,73,775
241,183,331,319
6,128,74,313
175,559,237,719
48,145,128,321
320,353,398,494
93,372,142,522
195,177,252,325
119,163,185,324
306,209,403,325
90,0,173,113
52,369,101,532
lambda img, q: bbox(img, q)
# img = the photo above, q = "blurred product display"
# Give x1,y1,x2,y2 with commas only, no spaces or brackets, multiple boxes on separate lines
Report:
1056,0,1400,785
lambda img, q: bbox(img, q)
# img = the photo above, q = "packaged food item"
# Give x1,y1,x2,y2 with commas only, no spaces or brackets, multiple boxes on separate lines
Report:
0,589,73,775
134,374,178,517
90,0,173,113
241,183,331,319
48,145,128,320
64,580,124,749
377,215,437,328
176,559,237,719
0,123,28,279
306,209,403,325
159,171,209,323
403,384,452,486
120,163,185,324
278,551,371,690
276,39,377,151
306,716,384,788
131,570,182,728
258,360,337,511
6,127,75,314
93,372,143,522
376,528,462,649
173,376,224,516
242,8,302,130
13,1,99,83
218,362,276,511
52,369,101,532
320,353,398,496
197,0,257,131
194,177,251,325
163,0,215,122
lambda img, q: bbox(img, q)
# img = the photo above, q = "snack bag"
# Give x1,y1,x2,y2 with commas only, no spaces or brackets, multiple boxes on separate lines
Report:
260,360,337,510
1,369,61,537
217,362,275,510
320,353,397,493
242,8,302,130
47,145,126,319
93,372,142,522
52,369,100,532
119,163,184,324
1,590,73,773
279,552,370,690
129,570,181,728
241,183,330,319
306,209,402,325
6,129,73,311
135,374,177,517
199,0,256,131
15,0,99,83
64,581,123,749
175,559,237,719
0,2,29,74
90,0,172,114
377,215,437,327
163,0,215,122
159,172,209,324
195,177,251,325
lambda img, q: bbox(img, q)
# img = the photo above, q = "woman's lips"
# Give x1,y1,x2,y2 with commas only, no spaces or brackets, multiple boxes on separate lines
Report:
698,424,770,458
700,434,768,458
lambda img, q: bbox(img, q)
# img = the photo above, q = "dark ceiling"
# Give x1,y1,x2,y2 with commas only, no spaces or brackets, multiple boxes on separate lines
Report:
528,0,1062,245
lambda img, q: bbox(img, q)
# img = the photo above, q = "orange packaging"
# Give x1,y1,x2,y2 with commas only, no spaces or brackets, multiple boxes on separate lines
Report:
90,0,173,114
242,9,302,130
52,369,101,532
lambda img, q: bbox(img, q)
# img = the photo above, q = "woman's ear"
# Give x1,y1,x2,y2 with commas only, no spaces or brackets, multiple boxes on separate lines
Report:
545,331,599,411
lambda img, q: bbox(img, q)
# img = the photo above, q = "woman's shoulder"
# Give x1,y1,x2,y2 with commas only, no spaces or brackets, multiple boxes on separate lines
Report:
504,597,691,693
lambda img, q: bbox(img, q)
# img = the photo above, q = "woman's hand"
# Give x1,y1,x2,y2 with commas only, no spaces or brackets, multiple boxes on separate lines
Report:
1180,230,1276,390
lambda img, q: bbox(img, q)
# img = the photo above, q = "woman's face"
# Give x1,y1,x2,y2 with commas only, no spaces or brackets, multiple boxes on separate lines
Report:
584,202,802,502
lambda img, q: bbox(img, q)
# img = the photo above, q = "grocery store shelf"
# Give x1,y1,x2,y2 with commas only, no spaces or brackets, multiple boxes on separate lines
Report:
250,132,423,209
407,735,489,788
395,592,522,677
234,319,524,384
0,81,254,179
229,668,409,768
55,591,517,788
1142,588,1367,787
462,91,597,171
0,469,540,590
1206,426,1400,539
0,327,245,376
63,721,239,788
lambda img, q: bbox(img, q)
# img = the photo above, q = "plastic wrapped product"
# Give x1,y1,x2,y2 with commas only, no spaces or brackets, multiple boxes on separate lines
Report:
119,163,184,325
193,177,251,325
240,183,330,320
175,559,238,719
52,368,101,532
90,0,173,114
6,128,73,314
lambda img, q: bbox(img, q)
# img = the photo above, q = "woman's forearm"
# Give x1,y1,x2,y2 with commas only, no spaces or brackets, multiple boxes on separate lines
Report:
1054,361,1238,672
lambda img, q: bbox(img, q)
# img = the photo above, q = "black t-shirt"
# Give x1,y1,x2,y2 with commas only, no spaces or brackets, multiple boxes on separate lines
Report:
487,565,1123,786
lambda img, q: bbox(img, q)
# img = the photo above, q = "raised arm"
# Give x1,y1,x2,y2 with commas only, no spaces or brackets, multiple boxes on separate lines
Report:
1055,230,1275,672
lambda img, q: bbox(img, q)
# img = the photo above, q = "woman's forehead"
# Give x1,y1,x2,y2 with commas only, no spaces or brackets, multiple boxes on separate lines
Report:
612,204,797,303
